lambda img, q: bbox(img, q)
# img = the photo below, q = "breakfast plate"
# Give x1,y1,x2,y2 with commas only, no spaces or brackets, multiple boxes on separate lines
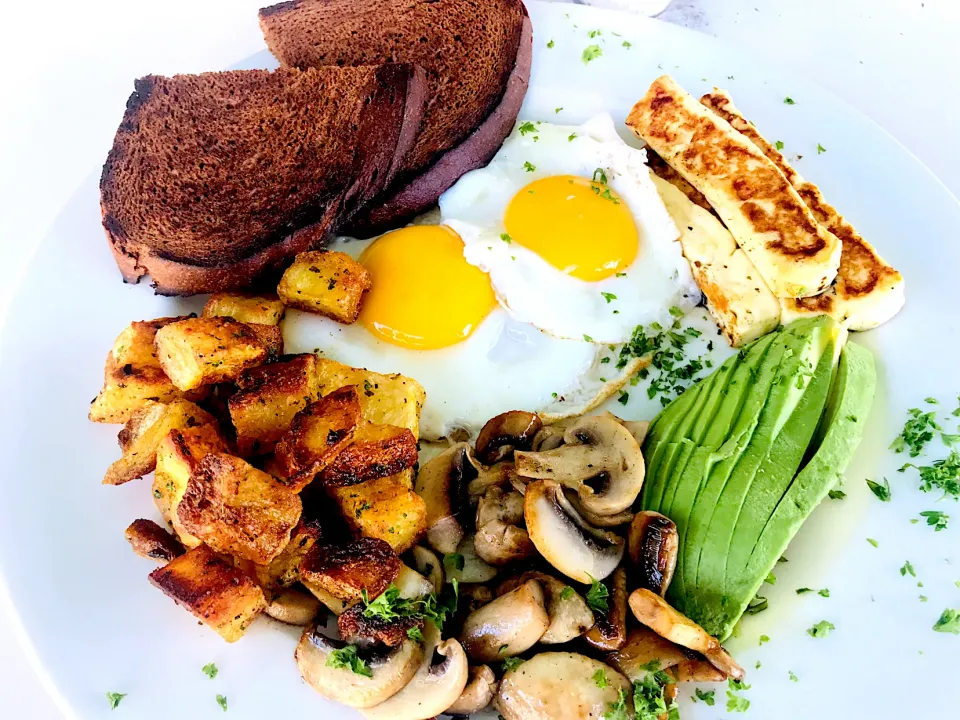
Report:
1,2,959,719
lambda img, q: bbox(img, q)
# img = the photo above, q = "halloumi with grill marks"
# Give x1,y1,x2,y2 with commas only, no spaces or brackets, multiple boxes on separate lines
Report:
700,89,905,330
651,173,780,347
626,75,841,299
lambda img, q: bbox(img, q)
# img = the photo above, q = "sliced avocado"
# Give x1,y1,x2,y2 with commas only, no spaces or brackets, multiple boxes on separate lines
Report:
716,327,842,628
661,333,777,603
731,340,875,623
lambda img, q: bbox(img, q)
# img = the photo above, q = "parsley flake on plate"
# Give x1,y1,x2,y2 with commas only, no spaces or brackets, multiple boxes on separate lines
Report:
775,140,785,151
901,561,916,578
866,477,892,501
901,452,960,501
817,143,827,154
746,596,768,615
327,645,373,677
759,634,770,645
919,510,950,530
547,39,555,48
622,40,632,48
694,688,715,705
601,292,617,303
105,692,127,710
807,620,835,638
202,662,218,679
523,161,536,172
891,408,941,456
933,608,960,634
582,44,603,64
867,538,879,547
783,96,796,105
216,694,228,712
517,121,537,136
789,670,799,682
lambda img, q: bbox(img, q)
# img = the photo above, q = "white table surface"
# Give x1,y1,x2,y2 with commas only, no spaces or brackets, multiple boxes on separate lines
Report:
1,0,957,716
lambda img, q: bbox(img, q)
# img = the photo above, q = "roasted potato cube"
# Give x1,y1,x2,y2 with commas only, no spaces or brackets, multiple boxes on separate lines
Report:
314,358,426,439
176,453,302,565
278,250,372,323
125,519,184,562
320,419,418,487
149,544,266,642
154,317,269,391
330,474,427,553
90,356,207,424
202,293,285,326
299,537,400,607
103,400,215,485
245,323,284,359
154,424,228,548
274,386,362,490
240,521,321,593
227,354,320,456
112,316,191,367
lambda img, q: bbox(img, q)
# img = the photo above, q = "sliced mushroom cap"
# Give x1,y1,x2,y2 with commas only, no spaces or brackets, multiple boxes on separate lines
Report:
295,626,424,708
445,664,497,715
669,658,729,683
584,567,627,651
497,571,594,645
628,589,745,681
393,564,436,600
522,479,624,583
361,623,469,720
477,486,525,527
495,652,630,720
474,520,537,566
415,442,470,554
465,451,516,498
566,491,634,528
515,414,645,516
475,411,543,465
606,627,692,681
265,587,322,626
445,534,498,584
459,579,549,662
531,424,566,452
627,511,678,596
411,546,444,595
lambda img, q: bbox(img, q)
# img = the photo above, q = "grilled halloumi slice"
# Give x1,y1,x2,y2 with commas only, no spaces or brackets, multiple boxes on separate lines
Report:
700,89,905,330
626,75,841,300
650,173,780,347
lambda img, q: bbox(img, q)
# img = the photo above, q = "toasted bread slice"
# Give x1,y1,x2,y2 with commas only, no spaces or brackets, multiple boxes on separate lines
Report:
259,0,532,233
651,174,780,347
101,65,427,295
626,76,841,299
700,89,905,330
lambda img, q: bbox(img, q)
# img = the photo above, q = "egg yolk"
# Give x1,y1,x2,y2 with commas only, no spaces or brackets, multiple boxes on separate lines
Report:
358,225,497,350
504,175,638,281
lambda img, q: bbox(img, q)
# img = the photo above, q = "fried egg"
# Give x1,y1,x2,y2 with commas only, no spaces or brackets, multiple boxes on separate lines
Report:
440,114,701,343
283,226,640,440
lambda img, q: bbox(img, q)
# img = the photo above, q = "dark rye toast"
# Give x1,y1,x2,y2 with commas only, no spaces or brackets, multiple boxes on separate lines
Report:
259,0,532,234
101,64,427,295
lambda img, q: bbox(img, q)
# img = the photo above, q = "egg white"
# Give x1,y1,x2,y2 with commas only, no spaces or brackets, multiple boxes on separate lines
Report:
439,113,701,344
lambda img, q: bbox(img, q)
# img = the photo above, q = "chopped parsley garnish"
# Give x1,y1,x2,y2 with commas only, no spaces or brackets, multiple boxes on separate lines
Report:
518,121,537,136
593,167,609,184
933,608,960,634
867,538,879,547
774,140,785,151
900,451,960,500
796,587,813,594
593,668,609,688
202,662,218,679
500,232,512,244
361,581,459,631
694,688,715,705
807,620,835,638
582,44,603,64
523,160,536,172
788,670,799,682
759,634,770,645
407,626,423,642
601,292,617,303
891,408,941,456
547,39,555,48
585,576,610,613
726,692,750,713
764,572,777,585
784,96,796,105
866,477,892,502
568,132,577,142
555,106,563,113
622,40,632,48
603,688,632,720
502,656,525,673
618,392,629,405
588,29,602,38
106,692,127,710
919,509,950,530
818,588,831,598
901,561,916,578
560,586,575,601
828,488,847,500
817,143,826,154
327,645,373,677
216,694,228,712
746,596,768,614
584,334,594,343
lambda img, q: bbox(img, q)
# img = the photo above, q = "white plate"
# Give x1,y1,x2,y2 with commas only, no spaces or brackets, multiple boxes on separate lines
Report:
1,2,958,718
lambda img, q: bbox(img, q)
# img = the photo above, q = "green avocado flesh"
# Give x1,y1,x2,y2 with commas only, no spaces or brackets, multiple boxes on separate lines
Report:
641,318,875,640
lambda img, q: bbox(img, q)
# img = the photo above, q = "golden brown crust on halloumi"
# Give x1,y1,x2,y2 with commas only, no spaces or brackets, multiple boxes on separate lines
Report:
700,89,904,330
627,75,841,299
646,150,715,215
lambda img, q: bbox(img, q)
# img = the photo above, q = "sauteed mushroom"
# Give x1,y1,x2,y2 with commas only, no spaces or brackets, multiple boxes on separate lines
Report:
583,567,627,651
361,624,469,720
411,546,444,594
265,587,321,626
567,492,634,529
475,411,542,465
415,443,470,554
606,627,692,681
669,659,728,683
459,578,549,662
446,534,498,584
523,480,624,583
497,571,595,644
627,511,678,596
474,486,536,566
295,626,423,708
445,664,497,715
515,415,645,516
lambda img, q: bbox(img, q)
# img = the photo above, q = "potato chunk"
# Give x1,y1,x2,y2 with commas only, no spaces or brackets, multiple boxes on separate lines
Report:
320,419,418,487
315,358,426,439
299,537,400,607
228,354,320,456
245,323,284,359
202,293,285,326
89,316,205,424
274,386,362,490
149,544,266,642
124,519,184,562
245,521,322,593
103,400,214,485
330,474,427,553
153,424,228,548
154,317,269,391
176,453,302,565
278,250,372,323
